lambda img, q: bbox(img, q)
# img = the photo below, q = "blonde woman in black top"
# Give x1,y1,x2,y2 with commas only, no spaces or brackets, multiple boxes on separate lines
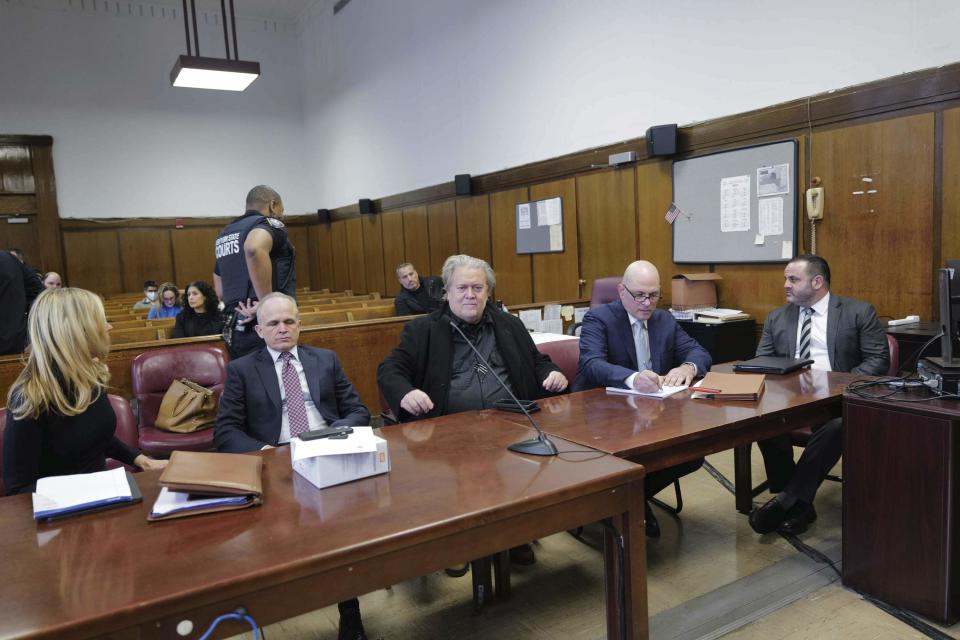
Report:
3,288,166,495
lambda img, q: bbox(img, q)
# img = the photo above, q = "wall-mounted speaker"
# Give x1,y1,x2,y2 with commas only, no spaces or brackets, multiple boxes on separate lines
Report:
646,124,678,157
455,174,472,196
317,208,331,223
358,198,374,214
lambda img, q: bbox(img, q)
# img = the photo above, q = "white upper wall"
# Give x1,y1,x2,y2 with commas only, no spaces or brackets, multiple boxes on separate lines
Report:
0,0,309,218
298,0,960,208
3,0,960,217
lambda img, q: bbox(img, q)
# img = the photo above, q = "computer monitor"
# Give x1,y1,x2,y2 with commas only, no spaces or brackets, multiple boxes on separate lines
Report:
926,264,960,368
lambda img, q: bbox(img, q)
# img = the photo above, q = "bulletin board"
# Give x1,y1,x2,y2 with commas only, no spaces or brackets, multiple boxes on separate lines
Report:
672,139,798,264
516,196,564,254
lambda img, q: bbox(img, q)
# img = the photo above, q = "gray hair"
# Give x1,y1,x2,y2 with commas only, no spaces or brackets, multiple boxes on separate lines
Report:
245,185,282,211
256,292,299,323
441,254,496,291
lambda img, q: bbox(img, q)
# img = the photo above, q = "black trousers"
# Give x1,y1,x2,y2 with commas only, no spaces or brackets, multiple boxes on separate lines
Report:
224,322,265,360
645,458,704,500
757,417,843,504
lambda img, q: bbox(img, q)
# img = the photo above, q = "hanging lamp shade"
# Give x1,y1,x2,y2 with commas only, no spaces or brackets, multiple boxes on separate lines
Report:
170,55,260,91
170,0,259,91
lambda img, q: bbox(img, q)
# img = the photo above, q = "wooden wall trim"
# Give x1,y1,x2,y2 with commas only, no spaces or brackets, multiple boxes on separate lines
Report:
59,213,319,231
324,62,960,220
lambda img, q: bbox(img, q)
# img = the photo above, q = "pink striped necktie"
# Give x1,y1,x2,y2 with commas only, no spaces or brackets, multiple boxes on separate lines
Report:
280,351,309,439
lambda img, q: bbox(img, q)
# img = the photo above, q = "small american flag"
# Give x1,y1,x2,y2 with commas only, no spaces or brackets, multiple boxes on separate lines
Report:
664,203,683,224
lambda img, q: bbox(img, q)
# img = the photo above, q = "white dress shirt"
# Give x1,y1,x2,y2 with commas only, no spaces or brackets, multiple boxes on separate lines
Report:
266,346,328,444
796,292,832,371
623,314,697,388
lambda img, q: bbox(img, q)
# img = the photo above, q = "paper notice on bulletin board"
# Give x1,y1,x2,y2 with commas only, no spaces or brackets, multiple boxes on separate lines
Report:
517,196,564,254
720,175,751,232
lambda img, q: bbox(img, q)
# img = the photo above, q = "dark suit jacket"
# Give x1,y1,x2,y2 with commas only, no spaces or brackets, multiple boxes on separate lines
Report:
572,302,712,391
756,293,889,375
215,345,370,453
377,305,561,422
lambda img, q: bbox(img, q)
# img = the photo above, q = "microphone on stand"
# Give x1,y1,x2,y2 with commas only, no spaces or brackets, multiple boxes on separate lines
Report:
448,320,558,456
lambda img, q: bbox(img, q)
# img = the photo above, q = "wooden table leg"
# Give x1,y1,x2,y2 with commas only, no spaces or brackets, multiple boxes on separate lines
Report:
734,444,754,514
604,480,648,640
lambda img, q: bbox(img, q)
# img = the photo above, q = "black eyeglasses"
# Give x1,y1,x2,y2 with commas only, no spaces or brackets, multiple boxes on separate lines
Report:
621,283,661,304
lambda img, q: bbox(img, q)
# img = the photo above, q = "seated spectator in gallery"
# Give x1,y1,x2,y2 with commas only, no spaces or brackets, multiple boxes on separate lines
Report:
133,280,158,310
42,272,62,290
147,282,181,320
173,280,225,338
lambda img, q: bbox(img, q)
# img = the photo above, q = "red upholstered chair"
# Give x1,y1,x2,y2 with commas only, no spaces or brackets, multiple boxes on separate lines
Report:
131,345,227,456
590,276,622,308
535,337,579,388
107,394,140,472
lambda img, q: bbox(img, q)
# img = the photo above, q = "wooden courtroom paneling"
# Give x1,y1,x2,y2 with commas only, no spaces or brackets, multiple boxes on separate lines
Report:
635,160,676,284
0,317,413,416
361,214,386,296
30,144,64,275
455,194,492,264
426,200,458,276
942,107,960,263
329,220,350,293
0,195,36,214
0,216,40,271
380,210,405,293
63,230,123,293
402,206,430,274
811,113,935,319
311,223,334,291
530,178,580,301
119,229,174,292
576,168,637,299
344,217,367,293
490,187,532,305
287,225,312,291
0,145,34,193
171,226,220,286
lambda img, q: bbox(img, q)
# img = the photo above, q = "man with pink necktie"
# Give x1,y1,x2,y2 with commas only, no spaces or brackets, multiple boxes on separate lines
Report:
214,291,370,640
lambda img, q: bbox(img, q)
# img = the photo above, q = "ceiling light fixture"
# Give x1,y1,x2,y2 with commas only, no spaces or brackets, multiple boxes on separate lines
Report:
170,0,260,92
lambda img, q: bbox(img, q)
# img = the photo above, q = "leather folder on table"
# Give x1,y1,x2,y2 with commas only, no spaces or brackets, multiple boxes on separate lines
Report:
692,372,766,401
733,356,814,375
148,451,263,522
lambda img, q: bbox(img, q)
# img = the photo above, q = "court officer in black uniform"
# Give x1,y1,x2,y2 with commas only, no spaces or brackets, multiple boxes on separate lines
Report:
213,185,296,359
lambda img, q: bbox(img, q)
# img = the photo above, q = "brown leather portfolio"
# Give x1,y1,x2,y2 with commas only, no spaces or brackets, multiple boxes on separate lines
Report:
158,451,263,497
694,372,766,401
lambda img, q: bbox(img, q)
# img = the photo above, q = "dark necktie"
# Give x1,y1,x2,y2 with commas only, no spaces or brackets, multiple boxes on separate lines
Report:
280,351,309,439
798,308,812,360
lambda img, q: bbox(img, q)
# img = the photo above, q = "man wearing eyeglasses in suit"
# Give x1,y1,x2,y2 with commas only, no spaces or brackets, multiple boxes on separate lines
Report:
573,260,712,537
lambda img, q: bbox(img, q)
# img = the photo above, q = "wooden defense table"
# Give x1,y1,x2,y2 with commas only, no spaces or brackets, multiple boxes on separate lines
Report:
503,367,857,513
0,413,646,639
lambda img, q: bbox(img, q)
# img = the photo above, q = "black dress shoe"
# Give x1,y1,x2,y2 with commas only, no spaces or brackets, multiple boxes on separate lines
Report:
645,501,660,538
509,543,536,565
777,502,817,535
749,497,788,534
338,616,367,640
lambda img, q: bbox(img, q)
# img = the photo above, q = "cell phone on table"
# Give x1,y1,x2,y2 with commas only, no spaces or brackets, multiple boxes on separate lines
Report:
298,426,354,441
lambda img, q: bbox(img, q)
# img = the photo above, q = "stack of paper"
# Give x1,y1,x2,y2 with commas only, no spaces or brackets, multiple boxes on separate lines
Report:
606,385,687,399
32,467,141,521
694,308,751,323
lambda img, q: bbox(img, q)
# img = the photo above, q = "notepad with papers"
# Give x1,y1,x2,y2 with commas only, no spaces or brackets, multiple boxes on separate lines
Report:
605,385,688,399
32,467,142,522
148,450,263,522
691,372,766,401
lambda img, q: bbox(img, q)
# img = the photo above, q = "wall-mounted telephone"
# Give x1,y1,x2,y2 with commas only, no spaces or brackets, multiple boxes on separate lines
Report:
806,187,824,220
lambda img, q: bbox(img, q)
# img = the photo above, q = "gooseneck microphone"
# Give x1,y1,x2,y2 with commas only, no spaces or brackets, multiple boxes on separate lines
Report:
448,320,558,456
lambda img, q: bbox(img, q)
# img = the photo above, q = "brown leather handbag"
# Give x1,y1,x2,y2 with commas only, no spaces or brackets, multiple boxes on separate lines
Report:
154,378,216,433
